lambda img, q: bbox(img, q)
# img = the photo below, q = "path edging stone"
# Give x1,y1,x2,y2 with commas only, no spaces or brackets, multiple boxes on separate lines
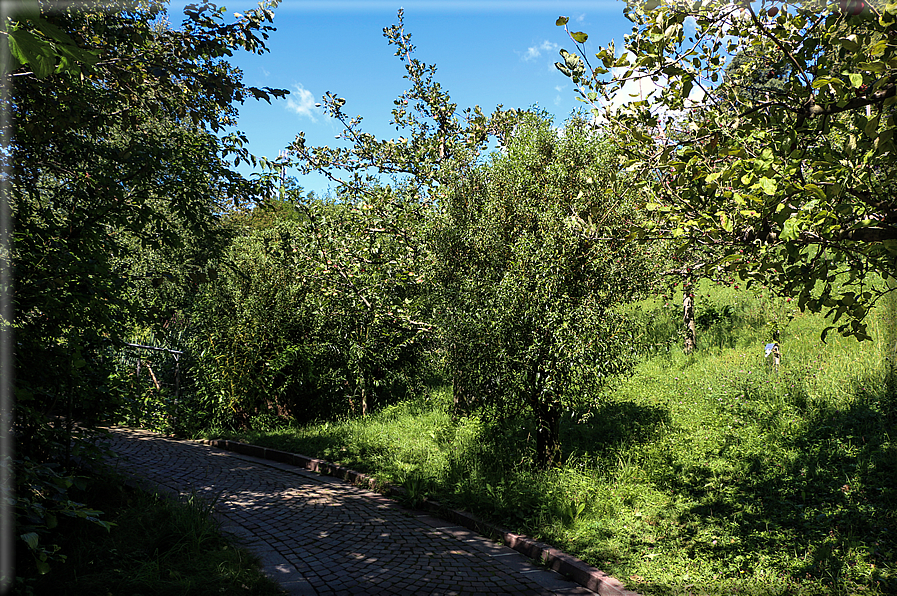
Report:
200,437,641,596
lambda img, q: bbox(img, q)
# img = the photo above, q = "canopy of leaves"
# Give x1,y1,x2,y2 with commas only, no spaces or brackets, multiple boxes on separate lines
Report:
556,0,897,340
186,182,431,428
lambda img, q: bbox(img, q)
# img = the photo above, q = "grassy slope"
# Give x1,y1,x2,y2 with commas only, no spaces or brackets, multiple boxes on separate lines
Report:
209,283,896,596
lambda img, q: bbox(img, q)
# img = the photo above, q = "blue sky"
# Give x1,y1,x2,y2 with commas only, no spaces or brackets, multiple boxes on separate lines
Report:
176,0,638,196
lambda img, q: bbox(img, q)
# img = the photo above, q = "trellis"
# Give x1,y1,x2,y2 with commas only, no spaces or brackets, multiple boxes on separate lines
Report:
122,342,184,432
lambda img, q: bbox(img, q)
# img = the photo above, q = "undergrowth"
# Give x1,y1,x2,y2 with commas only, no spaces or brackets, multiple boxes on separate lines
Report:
24,471,283,596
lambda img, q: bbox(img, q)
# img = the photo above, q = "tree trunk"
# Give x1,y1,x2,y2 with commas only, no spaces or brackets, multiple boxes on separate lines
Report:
683,279,696,354
534,400,562,469
885,277,897,399
451,359,467,414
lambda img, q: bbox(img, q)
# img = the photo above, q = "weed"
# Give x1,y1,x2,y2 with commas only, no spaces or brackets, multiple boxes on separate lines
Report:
397,469,434,508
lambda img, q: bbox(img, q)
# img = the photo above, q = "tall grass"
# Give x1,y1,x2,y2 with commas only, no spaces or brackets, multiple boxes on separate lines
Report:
208,282,896,596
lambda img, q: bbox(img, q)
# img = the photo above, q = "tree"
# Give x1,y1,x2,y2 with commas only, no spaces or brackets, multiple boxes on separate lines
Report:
4,0,287,582
185,180,431,428
282,9,519,414
430,112,652,468
287,9,519,199
281,11,654,466
554,0,897,340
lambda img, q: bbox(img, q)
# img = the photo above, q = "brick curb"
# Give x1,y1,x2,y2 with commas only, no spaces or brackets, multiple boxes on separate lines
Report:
199,437,641,596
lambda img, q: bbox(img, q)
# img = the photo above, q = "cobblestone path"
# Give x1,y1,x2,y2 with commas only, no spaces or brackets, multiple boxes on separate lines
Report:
103,427,596,596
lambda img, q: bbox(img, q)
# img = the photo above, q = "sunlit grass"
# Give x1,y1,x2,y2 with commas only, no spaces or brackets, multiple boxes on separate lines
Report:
210,283,896,596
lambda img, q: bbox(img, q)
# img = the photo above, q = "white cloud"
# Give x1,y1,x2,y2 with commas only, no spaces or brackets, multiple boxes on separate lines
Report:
522,40,558,62
285,84,319,121
575,13,586,22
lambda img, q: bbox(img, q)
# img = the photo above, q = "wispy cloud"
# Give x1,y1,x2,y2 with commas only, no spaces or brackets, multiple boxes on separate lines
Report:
522,40,558,62
285,84,319,121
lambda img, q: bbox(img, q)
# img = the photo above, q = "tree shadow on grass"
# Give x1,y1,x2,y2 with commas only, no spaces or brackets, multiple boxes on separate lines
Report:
561,400,672,460
663,374,897,592
431,400,672,532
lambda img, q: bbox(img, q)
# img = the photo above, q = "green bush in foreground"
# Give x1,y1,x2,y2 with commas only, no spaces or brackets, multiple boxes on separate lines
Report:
22,471,282,596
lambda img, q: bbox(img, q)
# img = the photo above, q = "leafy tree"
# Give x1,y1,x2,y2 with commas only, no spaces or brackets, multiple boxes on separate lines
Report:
293,185,431,417
288,9,520,200
430,112,652,468
184,181,430,429
9,0,286,447
282,10,518,415
282,11,654,466
4,0,287,583
186,208,326,430
554,0,897,340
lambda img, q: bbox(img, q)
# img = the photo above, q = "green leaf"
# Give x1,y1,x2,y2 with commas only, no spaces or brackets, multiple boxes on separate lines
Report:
0,44,21,75
865,116,880,138
780,217,800,241
719,212,732,232
8,28,54,78
758,177,777,196
21,532,39,550
838,35,860,52
571,31,588,43
849,72,864,88
29,16,78,47
858,61,885,73
804,183,826,200
556,16,569,26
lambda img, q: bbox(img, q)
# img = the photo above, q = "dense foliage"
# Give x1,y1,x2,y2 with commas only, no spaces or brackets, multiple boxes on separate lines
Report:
216,285,897,595
6,1,895,593
5,0,286,585
555,0,897,340
431,112,654,467
177,182,431,432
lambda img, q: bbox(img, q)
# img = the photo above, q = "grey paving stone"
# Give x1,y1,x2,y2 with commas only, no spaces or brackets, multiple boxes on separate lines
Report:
103,426,602,596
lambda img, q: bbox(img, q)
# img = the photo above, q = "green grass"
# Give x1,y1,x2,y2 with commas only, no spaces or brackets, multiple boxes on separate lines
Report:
23,471,284,596
204,282,897,596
